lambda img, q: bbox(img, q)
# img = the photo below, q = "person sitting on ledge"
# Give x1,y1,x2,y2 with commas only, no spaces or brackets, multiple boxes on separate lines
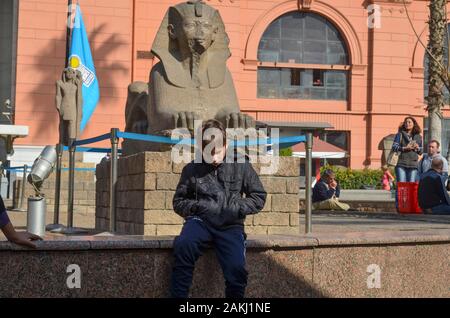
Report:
0,195,42,248
312,169,350,211
171,119,267,298
418,158,450,215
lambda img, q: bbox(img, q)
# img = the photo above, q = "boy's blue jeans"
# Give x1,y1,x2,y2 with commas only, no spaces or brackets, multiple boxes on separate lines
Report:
170,217,248,298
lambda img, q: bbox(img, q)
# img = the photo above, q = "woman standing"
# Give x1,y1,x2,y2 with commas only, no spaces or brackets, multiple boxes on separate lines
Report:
391,117,423,182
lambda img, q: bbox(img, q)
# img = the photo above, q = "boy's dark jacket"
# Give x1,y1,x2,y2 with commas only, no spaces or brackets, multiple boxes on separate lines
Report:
173,157,267,230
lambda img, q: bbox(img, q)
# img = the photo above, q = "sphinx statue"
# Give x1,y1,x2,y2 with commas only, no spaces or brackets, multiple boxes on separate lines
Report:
123,0,255,155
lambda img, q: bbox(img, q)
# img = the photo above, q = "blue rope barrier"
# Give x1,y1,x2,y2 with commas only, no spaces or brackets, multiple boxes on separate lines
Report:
117,131,193,145
2,168,30,173
2,167,96,173
7,166,29,170
61,167,96,172
117,131,306,147
73,133,111,146
56,130,306,152
63,146,122,154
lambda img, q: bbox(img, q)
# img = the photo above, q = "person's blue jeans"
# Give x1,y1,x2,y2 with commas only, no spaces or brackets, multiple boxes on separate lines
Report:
170,217,248,298
394,166,418,209
431,204,450,215
395,166,418,182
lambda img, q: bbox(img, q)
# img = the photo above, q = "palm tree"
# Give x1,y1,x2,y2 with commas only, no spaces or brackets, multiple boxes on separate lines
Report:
427,0,447,147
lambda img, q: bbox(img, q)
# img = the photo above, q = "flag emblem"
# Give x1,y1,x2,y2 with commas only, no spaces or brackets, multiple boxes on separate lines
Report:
69,55,95,88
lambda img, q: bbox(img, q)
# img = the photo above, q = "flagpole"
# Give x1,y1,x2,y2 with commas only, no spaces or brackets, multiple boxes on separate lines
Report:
66,0,74,67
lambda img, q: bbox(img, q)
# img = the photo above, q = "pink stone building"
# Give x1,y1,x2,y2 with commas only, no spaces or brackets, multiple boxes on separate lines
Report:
1,0,449,168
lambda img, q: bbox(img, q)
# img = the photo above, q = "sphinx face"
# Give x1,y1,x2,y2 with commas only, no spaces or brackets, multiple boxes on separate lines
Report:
177,16,217,54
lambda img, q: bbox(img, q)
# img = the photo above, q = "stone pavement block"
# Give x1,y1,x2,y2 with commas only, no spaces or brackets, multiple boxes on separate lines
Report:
272,194,299,212
253,213,290,226
87,191,96,200
267,226,300,235
249,157,299,177
286,178,300,194
172,161,187,174
144,191,166,210
156,224,183,236
157,173,180,190
144,210,183,225
96,162,108,180
290,213,300,226
244,215,253,226
143,224,157,236
84,182,96,191
244,226,268,235
129,209,144,224
262,194,272,212
260,177,286,194
165,191,176,209
125,153,146,175
144,152,172,173
116,208,128,222
96,207,108,218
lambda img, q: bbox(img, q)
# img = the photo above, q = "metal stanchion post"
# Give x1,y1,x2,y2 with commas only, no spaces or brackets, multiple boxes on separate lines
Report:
17,164,27,211
109,128,119,233
60,139,87,234
68,139,75,228
47,144,64,231
305,132,313,234
0,166,3,197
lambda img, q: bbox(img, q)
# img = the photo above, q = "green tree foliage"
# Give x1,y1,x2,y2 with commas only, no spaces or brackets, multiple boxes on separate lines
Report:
279,147,293,157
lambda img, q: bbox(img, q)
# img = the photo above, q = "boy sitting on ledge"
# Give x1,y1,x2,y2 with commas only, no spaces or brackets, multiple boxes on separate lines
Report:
171,119,267,298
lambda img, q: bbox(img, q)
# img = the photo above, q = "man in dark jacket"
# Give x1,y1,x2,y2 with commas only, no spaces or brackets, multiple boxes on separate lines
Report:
1,195,42,248
171,120,267,298
312,169,350,211
418,158,450,215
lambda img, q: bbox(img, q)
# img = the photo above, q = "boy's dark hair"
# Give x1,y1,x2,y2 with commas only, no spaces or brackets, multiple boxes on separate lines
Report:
201,119,227,148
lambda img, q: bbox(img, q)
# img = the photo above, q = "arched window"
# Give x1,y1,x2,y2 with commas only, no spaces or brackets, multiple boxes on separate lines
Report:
424,24,450,102
257,12,350,100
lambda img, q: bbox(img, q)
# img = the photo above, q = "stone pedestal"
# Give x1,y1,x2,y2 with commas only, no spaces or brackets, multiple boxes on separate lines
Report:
95,152,300,236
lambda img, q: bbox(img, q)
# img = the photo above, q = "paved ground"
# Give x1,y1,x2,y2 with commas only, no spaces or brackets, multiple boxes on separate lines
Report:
1,210,449,240
303,211,450,233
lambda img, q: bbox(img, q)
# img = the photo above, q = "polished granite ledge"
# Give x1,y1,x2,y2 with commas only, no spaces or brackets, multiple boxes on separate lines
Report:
1,230,450,251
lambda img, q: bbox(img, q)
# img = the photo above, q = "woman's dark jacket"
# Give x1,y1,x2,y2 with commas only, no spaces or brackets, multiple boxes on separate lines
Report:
391,130,423,169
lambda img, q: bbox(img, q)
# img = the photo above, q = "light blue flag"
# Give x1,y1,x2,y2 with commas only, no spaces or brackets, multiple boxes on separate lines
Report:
68,5,100,133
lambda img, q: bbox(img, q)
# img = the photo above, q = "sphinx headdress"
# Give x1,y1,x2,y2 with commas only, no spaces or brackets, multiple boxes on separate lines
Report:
151,0,231,88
